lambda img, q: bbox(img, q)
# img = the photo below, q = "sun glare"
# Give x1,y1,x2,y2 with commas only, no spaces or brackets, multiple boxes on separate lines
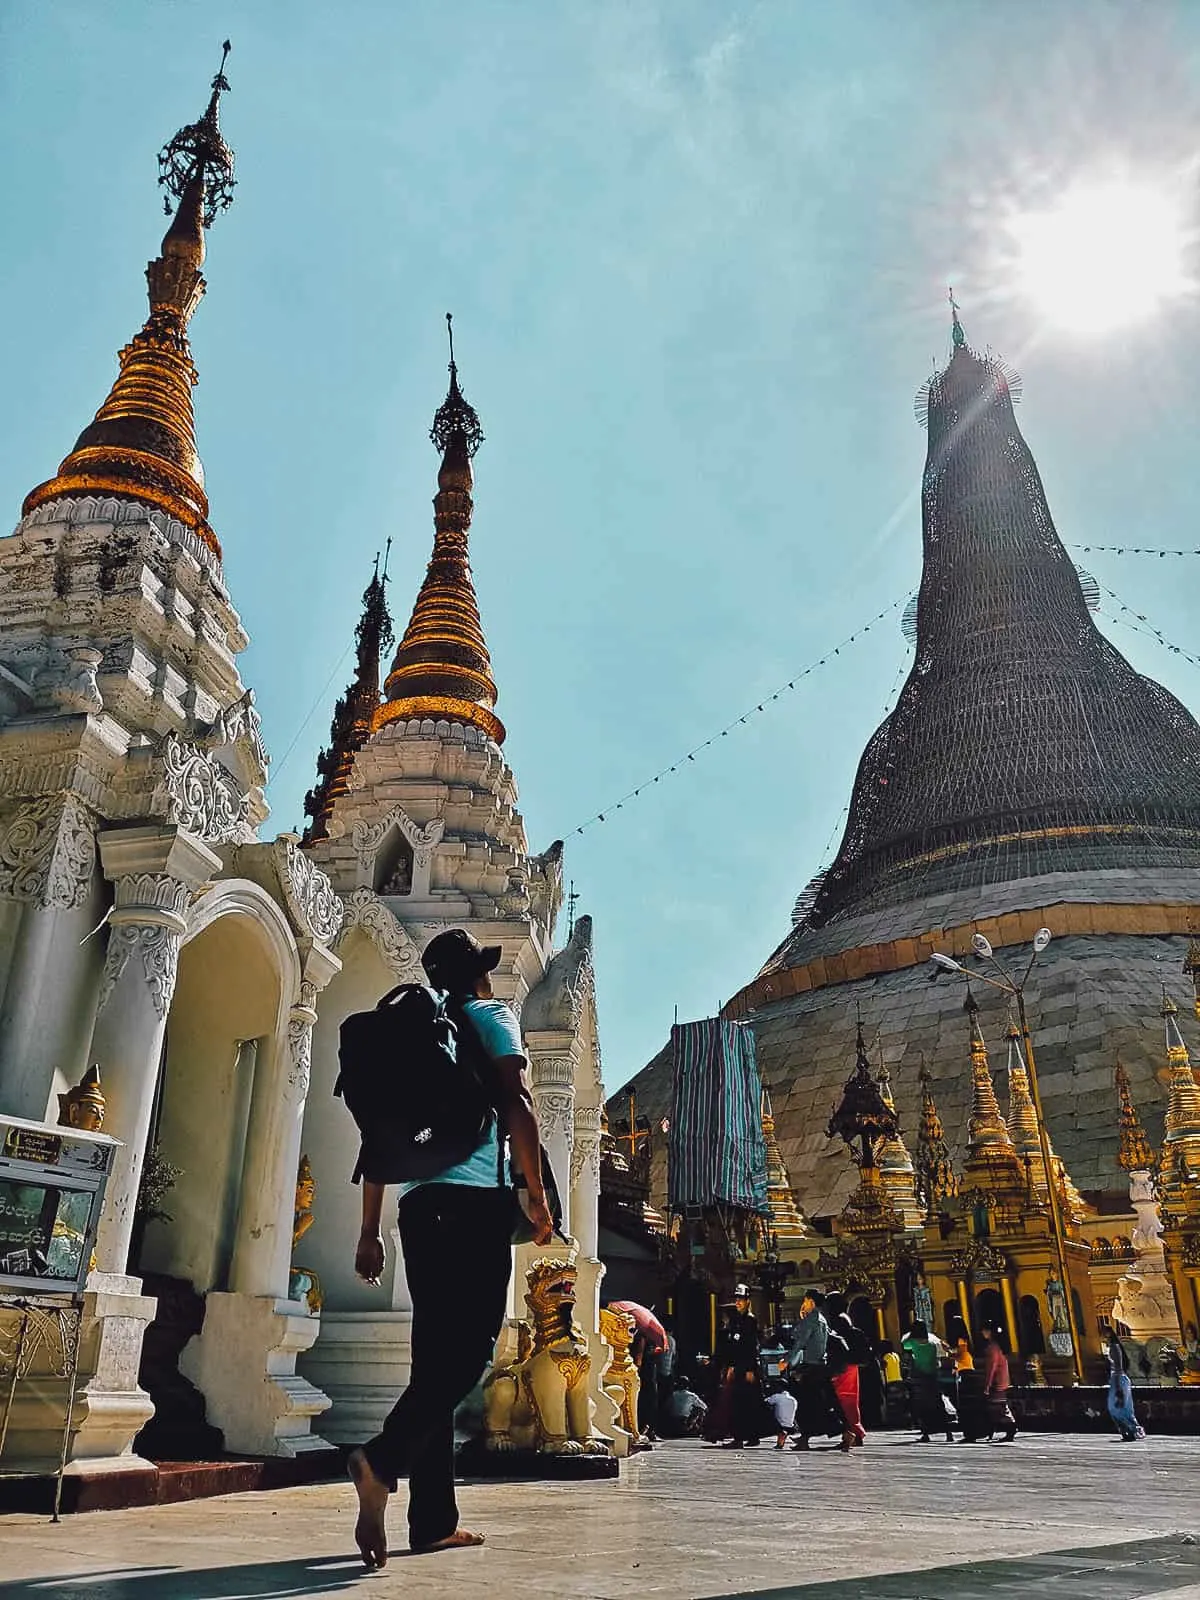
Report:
1007,176,1193,336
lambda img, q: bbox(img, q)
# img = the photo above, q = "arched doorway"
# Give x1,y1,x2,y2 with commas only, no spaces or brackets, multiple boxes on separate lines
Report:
137,908,286,1290
133,885,302,1458
974,1287,1006,1350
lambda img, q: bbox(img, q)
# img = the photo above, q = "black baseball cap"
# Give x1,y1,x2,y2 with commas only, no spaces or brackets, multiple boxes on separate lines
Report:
422,928,503,990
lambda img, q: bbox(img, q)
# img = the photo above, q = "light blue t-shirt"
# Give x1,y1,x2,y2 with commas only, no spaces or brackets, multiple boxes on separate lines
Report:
398,998,522,1197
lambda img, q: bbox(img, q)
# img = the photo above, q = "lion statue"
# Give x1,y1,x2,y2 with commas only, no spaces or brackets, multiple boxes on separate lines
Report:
599,1305,650,1450
483,1257,610,1456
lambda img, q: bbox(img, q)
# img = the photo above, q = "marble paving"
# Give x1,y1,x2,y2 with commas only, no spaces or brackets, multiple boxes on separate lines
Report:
0,1433,1198,1599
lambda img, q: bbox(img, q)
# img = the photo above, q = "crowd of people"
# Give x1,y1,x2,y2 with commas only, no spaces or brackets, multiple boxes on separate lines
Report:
624,1286,1151,1455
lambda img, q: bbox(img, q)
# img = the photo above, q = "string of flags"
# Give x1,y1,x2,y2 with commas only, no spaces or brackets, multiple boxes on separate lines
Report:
567,596,907,838
1070,542,1200,559
1097,581,1200,670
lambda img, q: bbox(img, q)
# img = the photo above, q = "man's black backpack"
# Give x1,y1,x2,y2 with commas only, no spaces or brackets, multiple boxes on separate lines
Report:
335,985,494,1184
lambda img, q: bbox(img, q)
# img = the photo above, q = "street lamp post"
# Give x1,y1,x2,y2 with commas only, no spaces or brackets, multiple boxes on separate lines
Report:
930,930,1086,1384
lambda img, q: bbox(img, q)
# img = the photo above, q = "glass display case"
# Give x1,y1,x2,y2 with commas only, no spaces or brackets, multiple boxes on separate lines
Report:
0,1114,118,1297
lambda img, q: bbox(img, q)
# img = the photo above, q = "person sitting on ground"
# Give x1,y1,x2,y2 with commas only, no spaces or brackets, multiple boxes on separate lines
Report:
901,1319,954,1443
765,1378,798,1449
660,1374,707,1438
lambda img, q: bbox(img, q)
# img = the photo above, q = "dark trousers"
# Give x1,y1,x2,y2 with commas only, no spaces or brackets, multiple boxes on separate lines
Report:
362,1184,512,1547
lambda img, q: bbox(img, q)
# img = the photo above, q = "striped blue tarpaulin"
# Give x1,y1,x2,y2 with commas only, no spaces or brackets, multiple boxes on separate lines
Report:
667,1019,769,1214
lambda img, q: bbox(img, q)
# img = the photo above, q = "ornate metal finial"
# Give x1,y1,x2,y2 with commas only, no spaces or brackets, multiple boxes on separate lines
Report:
158,39,236,226
1115,1059,1155,1173
949,285,965,349
827,1015,898,1166
430,313,484,458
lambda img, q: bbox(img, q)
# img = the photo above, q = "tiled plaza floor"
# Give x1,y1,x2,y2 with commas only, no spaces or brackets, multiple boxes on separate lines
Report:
0,1433,1197,1599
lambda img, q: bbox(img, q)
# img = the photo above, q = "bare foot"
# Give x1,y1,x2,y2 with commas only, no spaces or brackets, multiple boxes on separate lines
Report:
347,1447,390,1569
411,1529,486,1554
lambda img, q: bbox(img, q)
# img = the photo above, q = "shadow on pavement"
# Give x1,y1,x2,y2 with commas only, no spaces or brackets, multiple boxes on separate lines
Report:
0,1555,370,1598
713,1535,1200,1599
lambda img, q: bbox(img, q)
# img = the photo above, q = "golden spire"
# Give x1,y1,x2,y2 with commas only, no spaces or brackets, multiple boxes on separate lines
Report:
1004,1011,1085,1223
1157,988,1200,1205
1184,924,1200,1022
915,1061,958,1213
22,44,236,557
375,316,504,743
1003,1012,1040,1154
760,1091,811,1244
965,990,1012,1152
303,549,395,845
1162,989,1200,1138
872,1054,924,1228
1115,1058,1155,1173
961,989,1027,1209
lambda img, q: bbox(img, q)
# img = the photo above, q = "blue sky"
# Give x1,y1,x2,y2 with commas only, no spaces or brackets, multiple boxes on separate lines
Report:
3,2,1200,1089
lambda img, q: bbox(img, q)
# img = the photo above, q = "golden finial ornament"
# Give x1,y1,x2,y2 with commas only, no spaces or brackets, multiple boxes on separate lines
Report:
57,1064,106,1133
1161,989,1200,1138
915,1059,958,1213
303,551,395,843
1115,1058,1155,1173
1184,922,1200,1021
22,43,236,555
964,989,1012,1151
1157,988,1200,1217
375,316,505,743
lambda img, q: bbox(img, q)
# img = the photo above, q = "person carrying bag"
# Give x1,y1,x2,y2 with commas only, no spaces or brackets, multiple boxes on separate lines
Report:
338,928,556,1572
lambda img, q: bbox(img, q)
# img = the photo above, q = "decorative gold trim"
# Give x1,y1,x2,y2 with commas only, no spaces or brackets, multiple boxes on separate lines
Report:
729,900,1200,1018
373,694,505,744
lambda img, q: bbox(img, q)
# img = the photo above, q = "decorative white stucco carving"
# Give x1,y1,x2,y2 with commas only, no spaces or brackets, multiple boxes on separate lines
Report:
274,840,344,945
336,888,424,982
35,648,104,716
352,805,444,877
0,793,97,910
97,922,180,1020
533,1088,576,1143
287,1016,314,1095
196,687,271,782
153,731,251,843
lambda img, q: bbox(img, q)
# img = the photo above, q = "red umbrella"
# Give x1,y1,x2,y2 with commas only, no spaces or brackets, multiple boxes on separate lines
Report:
608,1301,668,1354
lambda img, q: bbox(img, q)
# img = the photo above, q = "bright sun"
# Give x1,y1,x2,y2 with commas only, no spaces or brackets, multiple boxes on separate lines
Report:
1007,176,1192,336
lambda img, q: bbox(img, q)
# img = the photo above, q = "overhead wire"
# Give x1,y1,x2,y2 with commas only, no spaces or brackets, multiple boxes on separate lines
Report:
565,596,907,838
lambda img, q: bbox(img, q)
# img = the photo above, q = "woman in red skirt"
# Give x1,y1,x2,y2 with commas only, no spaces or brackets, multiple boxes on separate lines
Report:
827,1308,868,1451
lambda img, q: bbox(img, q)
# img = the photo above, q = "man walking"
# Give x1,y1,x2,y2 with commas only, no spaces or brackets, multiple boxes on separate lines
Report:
347,929,553,1570
783,1289,834,1450
979,1323,1017,1443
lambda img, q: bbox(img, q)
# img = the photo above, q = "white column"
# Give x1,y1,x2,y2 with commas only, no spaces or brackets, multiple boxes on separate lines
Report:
229,983,317,1298
571,1105,602,1262
528,1052,577,1238
92,827,221,1273
0,794,100,1117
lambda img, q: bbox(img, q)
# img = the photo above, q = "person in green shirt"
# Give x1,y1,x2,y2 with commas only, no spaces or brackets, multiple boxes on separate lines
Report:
901,1320,955,1443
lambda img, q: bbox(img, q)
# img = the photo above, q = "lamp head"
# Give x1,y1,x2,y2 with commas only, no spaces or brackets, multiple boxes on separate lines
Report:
1033,928,1052,953
971,933,994,959
930,952,962,974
